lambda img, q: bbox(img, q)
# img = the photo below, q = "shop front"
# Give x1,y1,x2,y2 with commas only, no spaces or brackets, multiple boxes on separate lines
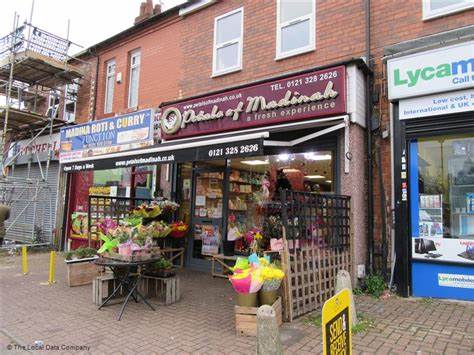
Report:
389,41,474,300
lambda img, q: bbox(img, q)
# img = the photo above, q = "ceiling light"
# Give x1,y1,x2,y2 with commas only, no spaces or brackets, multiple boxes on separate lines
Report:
326,180,332,183
304,175,325,179
283,168,300,173
277,153,290,161
304,153,332,161
241,160,269,166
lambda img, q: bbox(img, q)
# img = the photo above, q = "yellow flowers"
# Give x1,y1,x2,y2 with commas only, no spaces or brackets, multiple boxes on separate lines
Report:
260,265,285,281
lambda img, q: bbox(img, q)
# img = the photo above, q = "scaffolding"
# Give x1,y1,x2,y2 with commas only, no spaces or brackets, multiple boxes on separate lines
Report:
0,14,84,245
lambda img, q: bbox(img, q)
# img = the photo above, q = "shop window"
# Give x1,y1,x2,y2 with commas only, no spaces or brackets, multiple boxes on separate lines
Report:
93,168,132,196
128,50,141,108
410,134,474,264
276,0,315,60
212,7,243,77
422,0,474,20
104,59,116,114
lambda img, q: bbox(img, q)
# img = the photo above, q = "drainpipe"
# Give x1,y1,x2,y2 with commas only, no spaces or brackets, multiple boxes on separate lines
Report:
91,49,100,121
365,0,374,273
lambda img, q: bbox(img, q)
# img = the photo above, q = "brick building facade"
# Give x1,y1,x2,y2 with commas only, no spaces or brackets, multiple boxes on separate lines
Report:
66,0,474,298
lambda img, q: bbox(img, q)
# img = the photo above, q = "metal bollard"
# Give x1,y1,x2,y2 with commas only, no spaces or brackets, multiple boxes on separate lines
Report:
21,246,28,275
48,251,56,284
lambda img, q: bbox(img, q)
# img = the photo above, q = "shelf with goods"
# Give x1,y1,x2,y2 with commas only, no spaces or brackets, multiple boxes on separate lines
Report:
418,194,443,238
450,183,474,237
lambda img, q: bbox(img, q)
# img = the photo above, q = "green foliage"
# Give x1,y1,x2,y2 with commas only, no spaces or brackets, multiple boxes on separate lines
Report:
154,257,172,270
73,247,97,259
352,287,364,295
304,313,322,327
352,313,375,334
365,274,386,298
417,297,435,304
65,251,73,261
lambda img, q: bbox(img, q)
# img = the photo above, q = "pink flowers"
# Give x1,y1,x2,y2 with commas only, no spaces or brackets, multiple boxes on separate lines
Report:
96,217,118,235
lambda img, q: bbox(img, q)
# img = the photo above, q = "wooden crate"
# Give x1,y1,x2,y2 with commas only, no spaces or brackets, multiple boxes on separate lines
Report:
140,275,180,305
92,274,125,305
66,261,99,287
235,297,282,337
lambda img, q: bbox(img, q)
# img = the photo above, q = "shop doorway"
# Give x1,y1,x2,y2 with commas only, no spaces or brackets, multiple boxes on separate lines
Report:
188,162,228,270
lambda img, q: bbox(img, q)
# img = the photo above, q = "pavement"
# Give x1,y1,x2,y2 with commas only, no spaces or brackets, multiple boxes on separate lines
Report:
0,252,473,354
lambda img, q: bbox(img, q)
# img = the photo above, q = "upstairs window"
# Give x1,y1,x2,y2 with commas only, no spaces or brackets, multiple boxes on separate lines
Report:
104,59,116,114
423,0,474,20
63,79,79,122
212,8,243,77
276,0,315,60
128,50,141,108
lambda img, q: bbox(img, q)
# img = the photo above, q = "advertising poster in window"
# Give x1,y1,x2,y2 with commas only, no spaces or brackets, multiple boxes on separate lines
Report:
410,136,474,265
59,109,154,163
201,224,220,255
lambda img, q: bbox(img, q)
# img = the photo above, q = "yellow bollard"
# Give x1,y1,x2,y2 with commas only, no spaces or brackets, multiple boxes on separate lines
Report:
48,251,56,284
21,246,28,275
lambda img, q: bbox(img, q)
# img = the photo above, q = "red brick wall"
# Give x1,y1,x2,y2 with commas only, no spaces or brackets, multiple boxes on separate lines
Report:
370,1,474,263
179,0,367,98
74,15,183,123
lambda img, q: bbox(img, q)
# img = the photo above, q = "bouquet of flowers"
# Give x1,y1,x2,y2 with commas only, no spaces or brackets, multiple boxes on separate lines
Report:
260,264,285,292
96,217,118,235
170,221,188,238
245,227,263,253
156,200,180,213
148,220,172,239
132,202,162,218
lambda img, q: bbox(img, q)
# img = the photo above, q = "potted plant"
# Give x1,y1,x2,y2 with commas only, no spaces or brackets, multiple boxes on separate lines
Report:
64,246,99,287
259,263,285,305
146,257,175,277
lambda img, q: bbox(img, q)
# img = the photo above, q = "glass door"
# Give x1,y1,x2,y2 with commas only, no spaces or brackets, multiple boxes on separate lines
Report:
188,162,227,269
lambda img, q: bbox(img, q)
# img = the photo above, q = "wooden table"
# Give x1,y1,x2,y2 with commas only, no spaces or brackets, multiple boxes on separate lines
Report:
208,254,238,278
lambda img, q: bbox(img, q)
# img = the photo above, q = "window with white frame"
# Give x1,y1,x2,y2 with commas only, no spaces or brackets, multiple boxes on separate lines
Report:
63,79,78,122
213,7,243,76
104,59,115,114
128,50,141,108
276,0,315,60
423,0,474,20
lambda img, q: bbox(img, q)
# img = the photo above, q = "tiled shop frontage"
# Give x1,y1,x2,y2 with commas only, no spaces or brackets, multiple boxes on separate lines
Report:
1,253,473,355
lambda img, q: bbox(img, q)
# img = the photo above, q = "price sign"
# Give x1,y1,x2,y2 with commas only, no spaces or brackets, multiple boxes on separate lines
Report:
322,288,352,355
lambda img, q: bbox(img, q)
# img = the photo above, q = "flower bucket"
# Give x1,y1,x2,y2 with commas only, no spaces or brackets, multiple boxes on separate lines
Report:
118,243,132,256
259,290,278,306
236,292,258,307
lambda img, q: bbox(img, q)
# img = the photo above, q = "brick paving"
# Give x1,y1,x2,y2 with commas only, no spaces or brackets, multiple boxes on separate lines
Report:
0,252,473,355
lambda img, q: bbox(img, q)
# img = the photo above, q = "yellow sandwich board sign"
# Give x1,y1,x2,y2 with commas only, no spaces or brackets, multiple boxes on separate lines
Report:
322,288,352,355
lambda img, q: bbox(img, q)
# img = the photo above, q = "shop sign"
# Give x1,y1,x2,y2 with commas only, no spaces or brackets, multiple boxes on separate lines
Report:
160,66,346,139
438,273,474,289
59,109,154,164
8,133,60,164
322,288,352,355
388,41,474,100
399,89,474,119
61,138,264,172
412,237,474,264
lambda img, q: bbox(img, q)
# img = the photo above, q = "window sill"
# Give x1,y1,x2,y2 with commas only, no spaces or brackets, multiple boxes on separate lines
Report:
275,46,315,61
211,66,242,78
422,5,474,21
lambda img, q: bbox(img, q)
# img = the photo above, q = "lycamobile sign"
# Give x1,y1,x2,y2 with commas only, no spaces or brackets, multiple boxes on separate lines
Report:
388,41,474,100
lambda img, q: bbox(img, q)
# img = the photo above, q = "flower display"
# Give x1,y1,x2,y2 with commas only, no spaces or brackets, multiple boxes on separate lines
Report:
148,221,172,239
170,221,188,238
132,202,162,218
228,254,284,294
156,200,180,213
96,217,118,235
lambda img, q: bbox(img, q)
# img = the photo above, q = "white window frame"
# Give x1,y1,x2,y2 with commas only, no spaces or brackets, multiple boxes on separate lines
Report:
422,0,474,20
212,7,244,77
276,0,316,60
104,59,116,114
128,49,141,109
63,79,79,122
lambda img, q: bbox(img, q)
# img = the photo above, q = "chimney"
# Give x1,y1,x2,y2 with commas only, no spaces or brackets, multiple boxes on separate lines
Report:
134,0,157,25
